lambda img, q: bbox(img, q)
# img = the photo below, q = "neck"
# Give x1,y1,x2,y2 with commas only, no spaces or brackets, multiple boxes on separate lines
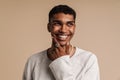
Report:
69,46,75,57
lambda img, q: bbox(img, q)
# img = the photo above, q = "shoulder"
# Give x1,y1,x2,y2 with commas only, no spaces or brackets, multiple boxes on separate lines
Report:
26,50,47,65
76,47,97,58
75,47,98,65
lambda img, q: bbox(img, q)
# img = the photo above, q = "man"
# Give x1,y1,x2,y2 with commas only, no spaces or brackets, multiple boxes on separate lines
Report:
23,5,100,80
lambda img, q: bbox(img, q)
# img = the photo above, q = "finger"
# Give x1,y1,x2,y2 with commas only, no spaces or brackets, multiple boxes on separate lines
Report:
54,47,58,53
54,48,59,55
51,36,55,47
51,34,65,52
50,51,57,60
51,34,60,48
66,42,70,55
51,34,56,47
47,49,54,60
52,35,64,52
53,37,60,47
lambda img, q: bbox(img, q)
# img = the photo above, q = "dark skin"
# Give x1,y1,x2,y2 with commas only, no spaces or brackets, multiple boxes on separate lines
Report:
47,13,76,61
47,36,70,61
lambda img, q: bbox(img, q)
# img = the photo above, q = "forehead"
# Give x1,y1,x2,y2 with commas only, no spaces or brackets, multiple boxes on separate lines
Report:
52,13,74,22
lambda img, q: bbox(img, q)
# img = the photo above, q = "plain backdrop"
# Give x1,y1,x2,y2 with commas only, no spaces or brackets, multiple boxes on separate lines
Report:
0,0,120,80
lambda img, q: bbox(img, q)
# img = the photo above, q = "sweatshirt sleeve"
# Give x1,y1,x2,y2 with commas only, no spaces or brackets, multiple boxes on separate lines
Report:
49,54,100,80
49,55,75,80
80,54,100,80
23,57,34,80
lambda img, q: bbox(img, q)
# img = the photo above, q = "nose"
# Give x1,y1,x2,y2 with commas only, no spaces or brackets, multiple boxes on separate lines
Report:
60,24,67,33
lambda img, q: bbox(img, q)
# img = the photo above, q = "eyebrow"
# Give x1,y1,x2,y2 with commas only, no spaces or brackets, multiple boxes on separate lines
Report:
52,20,75,23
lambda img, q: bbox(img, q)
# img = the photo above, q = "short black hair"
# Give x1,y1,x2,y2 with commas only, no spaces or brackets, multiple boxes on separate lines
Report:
48,5,76,22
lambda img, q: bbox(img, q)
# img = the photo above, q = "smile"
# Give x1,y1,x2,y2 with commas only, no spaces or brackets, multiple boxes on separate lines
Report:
57,34,68,40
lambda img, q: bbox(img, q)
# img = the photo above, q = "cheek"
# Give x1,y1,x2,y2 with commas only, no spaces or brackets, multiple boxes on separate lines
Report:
70,27,75,34
52,27,60,33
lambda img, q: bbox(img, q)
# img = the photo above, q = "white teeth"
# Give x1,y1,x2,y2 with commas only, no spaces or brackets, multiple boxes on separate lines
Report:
59,35,67,39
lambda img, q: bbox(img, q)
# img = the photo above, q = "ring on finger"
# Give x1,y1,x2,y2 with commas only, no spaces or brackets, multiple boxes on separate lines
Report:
55,43,59,48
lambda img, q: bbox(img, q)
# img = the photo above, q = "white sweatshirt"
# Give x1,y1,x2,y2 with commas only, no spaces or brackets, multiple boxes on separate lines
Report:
23,47,100,80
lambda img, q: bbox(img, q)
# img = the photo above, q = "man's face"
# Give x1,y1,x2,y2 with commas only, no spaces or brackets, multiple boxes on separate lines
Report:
48,13,76,46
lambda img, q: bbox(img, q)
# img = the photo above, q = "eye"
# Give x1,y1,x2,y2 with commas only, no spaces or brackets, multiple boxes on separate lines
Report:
67,22,75,27
52,22,61,27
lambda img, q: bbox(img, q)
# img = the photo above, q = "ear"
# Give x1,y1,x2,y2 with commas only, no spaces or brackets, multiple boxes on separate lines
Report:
47,23,51,32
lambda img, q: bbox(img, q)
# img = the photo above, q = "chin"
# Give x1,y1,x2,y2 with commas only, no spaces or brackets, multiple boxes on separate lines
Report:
60,44,66,46
59,41,69,46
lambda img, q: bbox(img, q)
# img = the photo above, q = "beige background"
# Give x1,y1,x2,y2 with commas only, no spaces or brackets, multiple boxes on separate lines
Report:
0,0,120,80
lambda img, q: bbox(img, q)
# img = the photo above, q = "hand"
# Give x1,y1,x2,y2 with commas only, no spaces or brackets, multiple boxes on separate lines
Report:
47,36,70,61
